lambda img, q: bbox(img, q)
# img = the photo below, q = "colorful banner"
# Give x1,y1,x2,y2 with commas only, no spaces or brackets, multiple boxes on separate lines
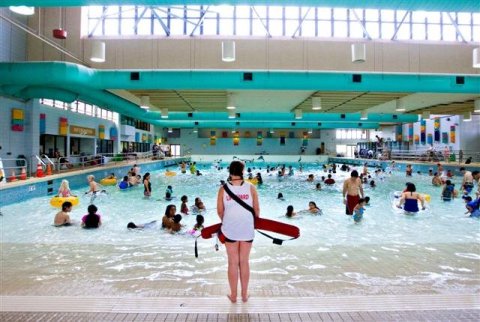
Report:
256,131,263,146
427,133,433,145
302,132,309,146
59,117,68,136
39,113,46,134
233,131,240,146
414,134,419,144
148,134,153,143
396,125,402,142
408,124,414,143
98,125,105,139
11,109,24,132
141,134,147,142
110,127,118,141
434,118,440,142
450,125,456,143
210,131,216,146
442,132,448,144
420,120,426,144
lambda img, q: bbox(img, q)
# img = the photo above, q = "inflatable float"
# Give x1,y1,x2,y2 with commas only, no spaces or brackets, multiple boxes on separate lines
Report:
165,170,177,177
50,196,79,208
201,217,300,244
391,191,430,213
245,178,258,185
100,178,117,186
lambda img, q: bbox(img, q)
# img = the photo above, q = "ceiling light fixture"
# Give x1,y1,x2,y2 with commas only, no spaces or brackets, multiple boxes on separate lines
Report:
351,43,366,63
193,127,198,133
395,99,406,112
308,129,313,134
9,6,35,15
140,96,150,109
269,128,275,134
473,48,480,68
463,112,472,122
168,127,173,133
228,109,236,119
360,111,368,120
161,108,168,119
222,40,235,62
226,93,235,110
474,99,480,113
294,109,303,119
312,97,322,110
90,41,105,63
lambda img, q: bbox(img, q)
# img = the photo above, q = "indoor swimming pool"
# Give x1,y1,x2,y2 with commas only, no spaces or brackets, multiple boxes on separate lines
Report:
1,162,479,298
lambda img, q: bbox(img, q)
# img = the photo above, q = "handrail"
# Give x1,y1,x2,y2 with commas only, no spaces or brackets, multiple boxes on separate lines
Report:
35,155,46,166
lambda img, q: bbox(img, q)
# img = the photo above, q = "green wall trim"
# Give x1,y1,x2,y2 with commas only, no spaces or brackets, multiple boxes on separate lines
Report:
1,1,479,12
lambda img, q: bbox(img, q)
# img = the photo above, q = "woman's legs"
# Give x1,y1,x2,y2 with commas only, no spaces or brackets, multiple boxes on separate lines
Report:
239,241,253,302
225,242,240,302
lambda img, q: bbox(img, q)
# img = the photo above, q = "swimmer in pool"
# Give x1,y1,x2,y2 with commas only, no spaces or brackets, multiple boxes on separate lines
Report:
342,170,364,215
397,183,426,213
127,220,158,229
277,193,285,201
307,201,321,214
169,214,183,233
465,199,480,218
180,195,189,214
162,204,176,229
54,201,73,227
353,198,366,223
285,205,297,218
57,179,74,197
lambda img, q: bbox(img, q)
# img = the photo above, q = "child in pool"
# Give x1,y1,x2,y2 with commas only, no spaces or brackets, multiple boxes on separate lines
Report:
364,196,371,206
307,201,322,214
192,214,204,232
57,179,74,197
106,173,116,179
54,201,73,227
118,176,129,189
465,199,480,218
277,192,285,201
166,185,173,195
285,205,296,218
315,183,322,190
353,198,366,223
180,195,189,214
81,204,101,229
169,214,183,233
127,220,158,229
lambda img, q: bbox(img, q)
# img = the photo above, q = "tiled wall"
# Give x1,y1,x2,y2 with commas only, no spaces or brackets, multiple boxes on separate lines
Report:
0,158,186,207
0,8,27,62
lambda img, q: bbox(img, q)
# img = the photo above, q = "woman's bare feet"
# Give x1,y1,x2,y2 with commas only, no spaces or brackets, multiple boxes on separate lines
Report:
242,294,249,303
227,294,237,303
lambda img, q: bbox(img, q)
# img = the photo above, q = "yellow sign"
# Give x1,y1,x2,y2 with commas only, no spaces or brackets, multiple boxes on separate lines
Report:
70,125,96,136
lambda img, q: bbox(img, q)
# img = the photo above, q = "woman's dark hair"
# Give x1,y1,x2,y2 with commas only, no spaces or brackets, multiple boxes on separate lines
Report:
165,204,176,217
143,172,150,181
88,204,98,214
229,161,244,177
405,183,416,192
286,205,294,218
127,222,137,229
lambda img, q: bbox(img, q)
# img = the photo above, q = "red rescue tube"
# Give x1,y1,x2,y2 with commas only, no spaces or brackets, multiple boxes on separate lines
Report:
201,218,300,243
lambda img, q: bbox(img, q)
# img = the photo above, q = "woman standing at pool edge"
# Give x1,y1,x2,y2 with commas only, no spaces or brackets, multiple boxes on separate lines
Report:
217,161,260,303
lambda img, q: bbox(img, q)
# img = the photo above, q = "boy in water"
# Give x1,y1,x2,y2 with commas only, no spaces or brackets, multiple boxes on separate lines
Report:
353,198,366,223
54,201,73,227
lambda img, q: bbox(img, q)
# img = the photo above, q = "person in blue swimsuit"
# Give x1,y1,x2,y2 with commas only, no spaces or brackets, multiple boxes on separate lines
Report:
397,183,426,213
465,199,480,218
441,180,457,201
353,198,366,223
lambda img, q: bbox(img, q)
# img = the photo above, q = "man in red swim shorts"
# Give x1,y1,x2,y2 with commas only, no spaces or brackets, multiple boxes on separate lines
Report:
342,170,364,215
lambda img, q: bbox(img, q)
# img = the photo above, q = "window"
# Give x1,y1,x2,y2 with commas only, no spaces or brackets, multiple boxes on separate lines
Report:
170,144,181,157
336,129,368,140
39,99,119,122
85,5,478,42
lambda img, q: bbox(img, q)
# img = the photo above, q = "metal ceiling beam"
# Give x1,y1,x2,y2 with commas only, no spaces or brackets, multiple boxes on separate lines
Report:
1,1,479,12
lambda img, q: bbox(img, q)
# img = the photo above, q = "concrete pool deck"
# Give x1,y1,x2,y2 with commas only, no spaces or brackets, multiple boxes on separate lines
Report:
1,294,479,321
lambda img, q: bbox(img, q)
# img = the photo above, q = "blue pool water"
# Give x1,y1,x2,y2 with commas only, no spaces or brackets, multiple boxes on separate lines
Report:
1,163,479,297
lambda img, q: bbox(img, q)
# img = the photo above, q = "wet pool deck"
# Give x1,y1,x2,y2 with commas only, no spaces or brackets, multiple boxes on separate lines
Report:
1,294,479,321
